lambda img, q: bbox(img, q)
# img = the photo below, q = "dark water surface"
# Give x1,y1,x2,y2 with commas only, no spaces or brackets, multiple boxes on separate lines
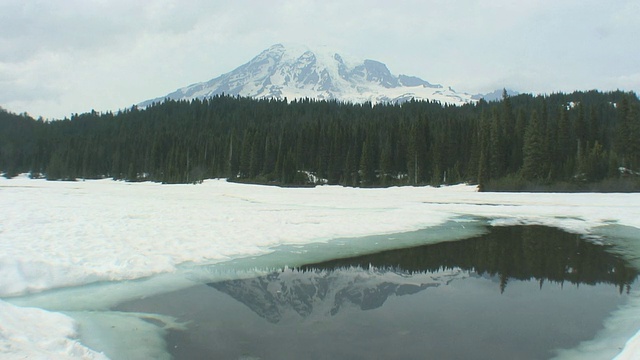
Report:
116,226,637,360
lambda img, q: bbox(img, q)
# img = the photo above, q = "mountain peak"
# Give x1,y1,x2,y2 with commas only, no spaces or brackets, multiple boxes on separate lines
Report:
139,44,476,107
471,88,520,102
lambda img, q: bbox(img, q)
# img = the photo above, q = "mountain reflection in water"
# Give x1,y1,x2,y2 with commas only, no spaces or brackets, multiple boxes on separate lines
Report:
210,266,461,323
210,226,636,324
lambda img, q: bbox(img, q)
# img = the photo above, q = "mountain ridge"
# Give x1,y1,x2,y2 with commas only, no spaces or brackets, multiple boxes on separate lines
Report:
139,43,482,107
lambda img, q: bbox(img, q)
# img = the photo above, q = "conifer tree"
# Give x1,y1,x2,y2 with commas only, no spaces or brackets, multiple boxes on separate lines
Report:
522,110,545,180
359,140,375,186
379,139,393,185
490,108,505,179
556,106,571,177
626,102,640,170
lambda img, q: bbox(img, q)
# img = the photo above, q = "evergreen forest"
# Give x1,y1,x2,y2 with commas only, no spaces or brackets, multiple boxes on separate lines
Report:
1,90,639,191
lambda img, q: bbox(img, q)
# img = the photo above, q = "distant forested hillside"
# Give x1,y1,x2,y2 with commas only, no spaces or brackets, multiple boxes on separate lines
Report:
1,90,639,191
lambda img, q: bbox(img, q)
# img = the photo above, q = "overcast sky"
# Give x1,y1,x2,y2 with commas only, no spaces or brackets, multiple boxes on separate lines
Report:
1,0,639,119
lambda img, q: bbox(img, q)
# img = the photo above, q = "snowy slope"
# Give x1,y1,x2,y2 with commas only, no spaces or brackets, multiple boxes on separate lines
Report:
139,43,476,107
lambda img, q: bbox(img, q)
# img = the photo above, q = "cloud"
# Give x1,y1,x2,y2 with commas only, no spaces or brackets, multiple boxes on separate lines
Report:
0,0,639,118
1,2,132,62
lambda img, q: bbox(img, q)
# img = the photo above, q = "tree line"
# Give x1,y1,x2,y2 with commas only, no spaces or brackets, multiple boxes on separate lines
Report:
1,90,639,191
299,225,637,294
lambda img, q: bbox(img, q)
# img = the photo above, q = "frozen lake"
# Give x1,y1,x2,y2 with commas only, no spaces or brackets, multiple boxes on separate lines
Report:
1,176,640,359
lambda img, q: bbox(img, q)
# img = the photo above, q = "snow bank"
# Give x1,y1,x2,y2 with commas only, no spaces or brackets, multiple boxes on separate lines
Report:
616,329,640,360
0,300,107,360
0,177,469,297
1,175,639,359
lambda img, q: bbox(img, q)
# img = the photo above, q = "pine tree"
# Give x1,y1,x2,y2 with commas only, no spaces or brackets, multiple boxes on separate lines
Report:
228,130,239,178
490,108,505,179
522,110,545,180
556,106,571,177
359,140,375,186
379,139,393,185
627,102,640,170
477,110,492,181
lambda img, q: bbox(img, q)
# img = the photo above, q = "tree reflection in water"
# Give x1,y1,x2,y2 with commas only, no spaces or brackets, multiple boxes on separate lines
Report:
299,225,637,294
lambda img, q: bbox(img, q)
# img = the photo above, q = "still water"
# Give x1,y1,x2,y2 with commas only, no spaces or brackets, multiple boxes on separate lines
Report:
116,226,637,360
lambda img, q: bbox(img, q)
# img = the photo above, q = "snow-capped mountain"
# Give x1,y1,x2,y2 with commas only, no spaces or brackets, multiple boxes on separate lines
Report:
471,88,520,102
209,266,466,323
139,43,477,107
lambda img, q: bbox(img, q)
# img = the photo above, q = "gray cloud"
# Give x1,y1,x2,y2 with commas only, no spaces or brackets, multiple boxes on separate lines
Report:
1,0,639,119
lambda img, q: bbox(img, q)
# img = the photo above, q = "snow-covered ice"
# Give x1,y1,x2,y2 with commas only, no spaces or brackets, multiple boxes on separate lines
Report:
1,175,639,359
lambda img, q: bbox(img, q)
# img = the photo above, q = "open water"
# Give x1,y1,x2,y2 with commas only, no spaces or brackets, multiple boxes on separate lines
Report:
115,225,637,359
